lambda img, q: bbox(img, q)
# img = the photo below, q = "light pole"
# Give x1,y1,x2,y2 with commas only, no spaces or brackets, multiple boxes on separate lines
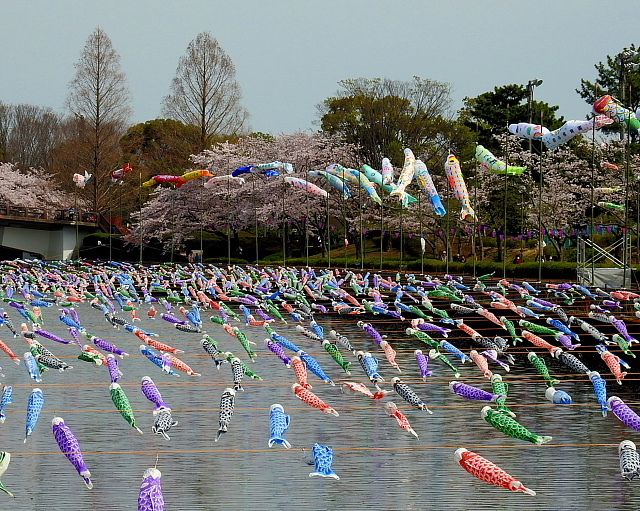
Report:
526,78,544,279
527,78,543,155
537,121,545,283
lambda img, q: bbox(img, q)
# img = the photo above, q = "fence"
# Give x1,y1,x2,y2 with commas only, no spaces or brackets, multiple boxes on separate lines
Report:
0,204,98,223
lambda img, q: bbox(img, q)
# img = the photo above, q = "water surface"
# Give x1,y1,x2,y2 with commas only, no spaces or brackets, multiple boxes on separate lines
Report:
0,304,638,510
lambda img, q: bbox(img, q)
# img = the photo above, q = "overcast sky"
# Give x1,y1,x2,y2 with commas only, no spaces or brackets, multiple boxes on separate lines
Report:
2,1,637,135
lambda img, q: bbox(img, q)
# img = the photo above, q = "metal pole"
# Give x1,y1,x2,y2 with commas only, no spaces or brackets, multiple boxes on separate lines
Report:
170,192,174,263
343,184,347,270
537,111,545,283
519,181,525,257
227,169,231,266
527,79,544,280
400,204,404,271
282,175,286,267
445,181,450,274
254,177,259,264
139,169,143,265
472,147,478,278
108,200,112,261
199,184,204,262
74,191,79,262
379,203,383,271
305,180,310,267
358,169,364,270
623,86,631,288
590,88,597,285
419,193,424,274
502,171,508,279
326,195,331,269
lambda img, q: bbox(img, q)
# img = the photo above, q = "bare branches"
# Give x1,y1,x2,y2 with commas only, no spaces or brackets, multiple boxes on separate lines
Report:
0,103,62,169
162,32,249,152
66,28,131,129
64,28,131,213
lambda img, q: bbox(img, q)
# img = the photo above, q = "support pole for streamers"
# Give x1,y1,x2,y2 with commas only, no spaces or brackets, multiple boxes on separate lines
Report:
199,184,204,262
502,126,509,279
445,182,451,275
117,186,123,261
305,183,310,267
472,122,479,277
399,204,404,271
636,174,639,273
342,186,347,270
359,202,364,270
107,189,112,261
253,176,259,264
138,170,143,265
472,171,478,278
623,101,631,289
326,195,331,269
519,182,526,258
282,175,287,267
170,191,175,263
590,108,596,283
419,193,424,274
74,189,79,262
502,172,508,279
379,203,383,271
227,171,231,266
359,172,364,270
620,67,634,287
537,111,545,283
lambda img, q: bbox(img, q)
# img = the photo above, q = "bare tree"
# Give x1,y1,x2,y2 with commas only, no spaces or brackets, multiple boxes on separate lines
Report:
7,104,62,169
0,102,11,162
65,28,131,213
162,32,249,152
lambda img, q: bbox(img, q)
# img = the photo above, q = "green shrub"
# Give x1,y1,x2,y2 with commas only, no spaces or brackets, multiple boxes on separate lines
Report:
483,237,497,248
247,253,586,281
83,232,120,242
564,248,578,262
203,257,246,265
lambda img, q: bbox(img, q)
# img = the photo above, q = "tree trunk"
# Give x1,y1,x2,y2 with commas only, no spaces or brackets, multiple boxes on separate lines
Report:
382,232,390,251
496,234,503,262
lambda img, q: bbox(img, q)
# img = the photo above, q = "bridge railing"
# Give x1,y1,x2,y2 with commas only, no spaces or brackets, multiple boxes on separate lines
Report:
0,204,98,223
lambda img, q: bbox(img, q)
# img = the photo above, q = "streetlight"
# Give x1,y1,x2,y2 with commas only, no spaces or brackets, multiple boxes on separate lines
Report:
525,79,545,279
526,79,543,149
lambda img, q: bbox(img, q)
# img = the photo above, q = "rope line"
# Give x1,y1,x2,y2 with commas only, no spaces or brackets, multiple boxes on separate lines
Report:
0,401,633,415
8,442,621,457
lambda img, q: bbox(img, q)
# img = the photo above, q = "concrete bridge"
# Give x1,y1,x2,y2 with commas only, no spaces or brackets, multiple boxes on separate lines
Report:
0,204,99,260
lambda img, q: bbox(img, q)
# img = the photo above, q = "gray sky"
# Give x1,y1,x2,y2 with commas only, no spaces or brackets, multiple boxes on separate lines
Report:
2,1,637,136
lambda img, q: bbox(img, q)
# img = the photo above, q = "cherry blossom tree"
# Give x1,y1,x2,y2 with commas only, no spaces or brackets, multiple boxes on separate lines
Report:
469,135,636,261
0,163,76,209
131,126,640,264
131,132,359,257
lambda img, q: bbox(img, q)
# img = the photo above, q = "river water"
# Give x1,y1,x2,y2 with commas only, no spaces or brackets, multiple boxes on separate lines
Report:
0,301,639,510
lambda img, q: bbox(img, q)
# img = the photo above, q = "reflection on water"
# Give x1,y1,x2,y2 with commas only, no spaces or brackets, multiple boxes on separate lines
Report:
0,306,639,510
